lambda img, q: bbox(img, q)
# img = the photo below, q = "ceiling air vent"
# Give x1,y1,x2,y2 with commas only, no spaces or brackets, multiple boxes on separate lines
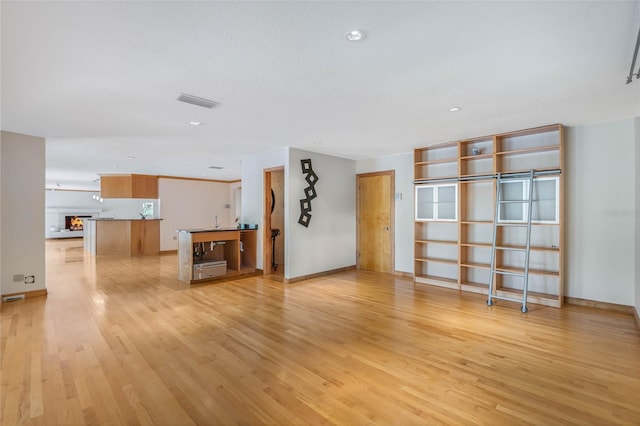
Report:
208,166,224,170
177,93,219,109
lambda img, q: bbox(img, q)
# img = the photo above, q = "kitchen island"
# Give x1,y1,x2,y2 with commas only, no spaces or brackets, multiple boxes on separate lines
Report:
84,218,161,256
176,228,257,284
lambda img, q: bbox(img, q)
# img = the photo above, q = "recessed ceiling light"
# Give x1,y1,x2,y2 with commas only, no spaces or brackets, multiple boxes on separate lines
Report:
112,165,118,168
448,107,461,112
205,151,213,155
189,121,202,126
315,140,323,144
346,29,365,42
128,156,136,160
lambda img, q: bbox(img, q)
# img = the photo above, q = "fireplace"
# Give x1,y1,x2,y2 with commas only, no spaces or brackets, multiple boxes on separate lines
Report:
65,215,91,231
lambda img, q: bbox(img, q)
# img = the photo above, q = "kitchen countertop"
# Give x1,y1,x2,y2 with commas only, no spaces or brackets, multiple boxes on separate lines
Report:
87,218,163,221
175,227,257,233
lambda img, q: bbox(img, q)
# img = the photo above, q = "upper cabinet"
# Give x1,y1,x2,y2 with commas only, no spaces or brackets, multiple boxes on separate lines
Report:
101,174,158,198
131,174,158,198
415,183,458,221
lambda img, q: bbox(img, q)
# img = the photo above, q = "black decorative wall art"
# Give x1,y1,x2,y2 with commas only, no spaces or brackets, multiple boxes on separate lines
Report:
299,159,318,227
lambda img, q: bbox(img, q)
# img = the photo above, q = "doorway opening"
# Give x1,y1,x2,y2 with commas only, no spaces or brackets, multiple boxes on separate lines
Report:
263,167,285,276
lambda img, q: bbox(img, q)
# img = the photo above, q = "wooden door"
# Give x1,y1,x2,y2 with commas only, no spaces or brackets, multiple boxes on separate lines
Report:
357,171,394,273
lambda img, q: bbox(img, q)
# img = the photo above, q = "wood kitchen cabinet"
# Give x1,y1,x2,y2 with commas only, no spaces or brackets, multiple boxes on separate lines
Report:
84,219,161,256
100,174,158,198
176,228,258,284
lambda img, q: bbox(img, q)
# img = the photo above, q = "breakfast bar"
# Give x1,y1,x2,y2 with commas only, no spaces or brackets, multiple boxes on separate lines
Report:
175,228,257,284
84,218,161,256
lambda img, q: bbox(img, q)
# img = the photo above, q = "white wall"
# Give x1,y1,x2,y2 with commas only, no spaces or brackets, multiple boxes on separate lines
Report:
286,148,356,279
1,131,46,295
241,148,288,270
565,119,636,305
0,4,2,303
46,189,98,210
229,180,241,225
0,132,2,302
158,178,234,251
635,117,640,318
357,153,414,273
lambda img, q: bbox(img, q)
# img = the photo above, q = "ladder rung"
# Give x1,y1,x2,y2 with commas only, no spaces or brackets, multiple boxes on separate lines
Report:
496,223,529,227
493,270,525,277
498,200,531,204
495,246,527,252
489,295,525,304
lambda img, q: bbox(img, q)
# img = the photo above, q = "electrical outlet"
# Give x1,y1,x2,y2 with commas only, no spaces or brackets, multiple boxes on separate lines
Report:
24,275,35,284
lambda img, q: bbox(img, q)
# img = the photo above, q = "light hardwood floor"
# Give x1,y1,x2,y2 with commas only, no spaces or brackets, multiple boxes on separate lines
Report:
1,239,639,425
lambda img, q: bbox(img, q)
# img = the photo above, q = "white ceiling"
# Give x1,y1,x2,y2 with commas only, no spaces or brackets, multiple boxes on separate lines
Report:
2,1,639,190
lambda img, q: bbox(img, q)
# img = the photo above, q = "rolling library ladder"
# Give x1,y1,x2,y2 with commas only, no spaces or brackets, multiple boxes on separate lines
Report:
488,170,534,313
413,124,564,309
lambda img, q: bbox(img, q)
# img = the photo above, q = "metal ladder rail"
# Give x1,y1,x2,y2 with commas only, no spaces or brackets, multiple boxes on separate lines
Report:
487,170,535,313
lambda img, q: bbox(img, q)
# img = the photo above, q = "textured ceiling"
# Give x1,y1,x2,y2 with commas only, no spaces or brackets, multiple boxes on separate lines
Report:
2,1,639,189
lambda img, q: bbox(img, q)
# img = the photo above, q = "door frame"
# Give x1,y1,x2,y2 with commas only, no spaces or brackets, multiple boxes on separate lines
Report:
263,166,284,275
356,170,395,273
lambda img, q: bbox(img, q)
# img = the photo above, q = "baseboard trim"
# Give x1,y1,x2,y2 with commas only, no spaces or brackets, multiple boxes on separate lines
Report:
284,265,356,284
159,250,177,255
564,296,634,314
2,289,48,299
634,307,640,331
